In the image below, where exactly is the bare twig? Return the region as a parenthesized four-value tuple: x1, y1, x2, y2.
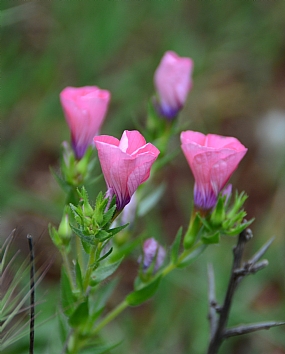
(207, 264, 218, 339)
(247, 236, 275, 267)
(224, 321, 285, 338)
(206, 229, 283, 354)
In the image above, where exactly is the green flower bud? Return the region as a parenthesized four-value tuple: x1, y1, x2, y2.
(183, 212, 201, 249)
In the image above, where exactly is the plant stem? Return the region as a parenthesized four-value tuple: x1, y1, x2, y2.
(207, 229, 252, 354)
(92, 300, 129, 335)
(162, 240, 203, 277)
(83, 246, 96, 292)
(61, 249, 74, 290)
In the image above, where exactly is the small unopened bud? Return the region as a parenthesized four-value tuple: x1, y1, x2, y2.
(141, 238, 166, 272)
(58, 212, 72, 244)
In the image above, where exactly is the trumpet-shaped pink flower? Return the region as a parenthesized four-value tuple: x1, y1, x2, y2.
(154, 51, 194, 119)
(94, 130, 160, 210)
(60, 86, 110, 159)
(181, 130, 247, 210)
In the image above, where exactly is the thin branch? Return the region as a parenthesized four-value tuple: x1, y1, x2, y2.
(207, 264, 218, 339)
(224, 321, 285, 338)
(247, 237, 275, 267)
(234, 260, 269, 276)
(207, 229, 281, 354)
(207, 228, 253, 354)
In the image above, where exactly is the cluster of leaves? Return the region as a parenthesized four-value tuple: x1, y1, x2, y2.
(69, 188, 128, 254)
(184, 191, 254, 248)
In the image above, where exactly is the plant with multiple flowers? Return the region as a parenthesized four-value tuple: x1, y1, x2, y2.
(4, 51, 283, 354)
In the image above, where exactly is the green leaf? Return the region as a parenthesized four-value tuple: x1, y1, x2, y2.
(178, 245, 207, 268)
(81, 239, 92, 254)
(81, 341, 122, 354)
(75, 261, 83, 291)
(61, 268, 75, 316)
(90, 258, 123, 285)
(70, 225, 97, 245)
(96, 247, 113, 263)
(109, 223, 129, 237)
(50, 167, 71, 193)
(126, 276, 161, 306)
(170, 227, 182, 264)
(92, 278, 119, 314)
(102, 205, 116, 226)
(224, 218, 254, 236)
(95, 229, 111, 241)
(69, 300, 89, 328)
(202, 231, 220, 244)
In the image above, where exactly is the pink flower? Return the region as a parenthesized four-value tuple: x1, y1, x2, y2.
(181, 130, 247, 210)
(140, 238, 166, 272)
(60, 86, 110, 159)
(154, 51, 194, 119)
(94, 130, 160, 210)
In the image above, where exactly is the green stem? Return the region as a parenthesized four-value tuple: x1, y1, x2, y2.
(61, 250, 74, 289)
(83, 246, 96, 292)
(162, 240, 204, 277)
(92, 300, 129, 335)
(90, 240, 204, 336)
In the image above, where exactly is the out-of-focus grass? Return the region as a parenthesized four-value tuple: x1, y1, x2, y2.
(1, 0, 285, 353)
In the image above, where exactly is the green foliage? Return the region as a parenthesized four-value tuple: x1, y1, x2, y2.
(69, 188, 128, 248)
(90, 258, 123, 286)
(126, 276, 162, 307)
(61, 267, 75, 317)
(170, 227, 183, 265)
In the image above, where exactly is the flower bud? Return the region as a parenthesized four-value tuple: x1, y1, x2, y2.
(154, 51, 193, 119)
(140, 238, 166, 272)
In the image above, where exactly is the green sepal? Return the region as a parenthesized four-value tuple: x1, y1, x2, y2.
(202, 231, 220, 244)
(126, 276, 161, 306)
(177, 244, 207, 268)
(183, 213, 201, 249)
(68, 300, 89, 328)
(60, 268, 75, 316)
(224, 218, 254, 236)
(90, 257, 123, 286)
(197, 213, 212, 231)
(170, 227, 182, 264)
(210, 195, 226, 226)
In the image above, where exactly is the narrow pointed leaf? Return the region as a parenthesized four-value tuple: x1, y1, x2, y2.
(171, 227, 182, 264)
(126, 276, 161, 306)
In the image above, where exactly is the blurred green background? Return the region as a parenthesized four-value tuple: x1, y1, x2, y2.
(1, 0, 285, 353)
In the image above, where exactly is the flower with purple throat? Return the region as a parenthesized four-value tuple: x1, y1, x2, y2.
(94, 130, 160, 211)
(60, 86, 110, 159)
(181, 130, 247, 211)
(154, 51, 194, 119)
